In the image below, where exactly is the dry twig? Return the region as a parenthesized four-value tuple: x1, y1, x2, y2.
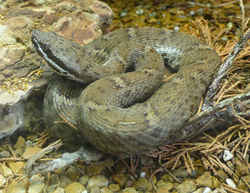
(203, 29, 250, 110)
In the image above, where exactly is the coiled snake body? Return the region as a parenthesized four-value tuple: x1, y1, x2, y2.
(32, 27, 221, 155)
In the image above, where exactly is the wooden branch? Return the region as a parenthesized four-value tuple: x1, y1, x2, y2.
(203, 29, 250, 110)
(27, 145, 103, 176)
(180, 91, 250, 142)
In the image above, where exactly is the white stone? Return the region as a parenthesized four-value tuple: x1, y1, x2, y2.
(225, 178, 236, 189)
(203, 187, 212, 193)
(140, 172, 146, 178)
(223, 150, 233, 161)
(212, 188, 227, 193)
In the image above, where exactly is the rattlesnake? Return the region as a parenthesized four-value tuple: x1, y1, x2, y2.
(32, 27, 221, 155)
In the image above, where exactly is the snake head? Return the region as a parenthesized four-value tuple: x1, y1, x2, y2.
(31, 30, 85, 83)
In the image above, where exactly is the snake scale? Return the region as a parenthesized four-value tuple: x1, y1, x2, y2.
(32, 27, 221, 155)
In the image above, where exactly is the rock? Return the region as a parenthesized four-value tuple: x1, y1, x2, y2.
(5, 16, 33, 39)
(225, 178, 236, 189)
(203, 187, 212, 193)
(89, 186, 101, 193)
(0, 25, 17, 44)
(65, 166, 81, 181)
(52, 12, 103, 45)
(108, 183, 120, 192)
(195, 171, 214, 188)
(139, 171, 146, 178)
(156, 182, 174, 193)
(48, 174, 60, 187)
(0, 92, 25, 139)
(133, 177, 152, 192)
(52, 187, 65, 193)
(87, 175, 109, 189)
(0, 150, 10, 158)
(122, 187, 138, 193)
(192, 187, 205, 193)
(223, 150, 233, 162)
(79, 175, 89, 186)
(64, 182, 86, 193)
(59, 176, 72, 188)
(212, 187, 227, 193)
(172, 167, 192, 178)
(5, 178, 28, 193)
(100, 187, 113, 193)
(0, 0, 113, 140)
(86, 159, 114, 176)
(0, 14, 41, 140)
(28, 175, 45, 193)
(112, 173, 128, 188)
(78, 0, 113, 28)
(46, 184, 58, 193)
(176, 179, 197, 193)
(0, 44, 26, 67)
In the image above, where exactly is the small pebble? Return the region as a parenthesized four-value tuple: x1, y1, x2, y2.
(64, 182, 86, 193)
(136, 9, 144, 15)
(212, 187, 227, 193)
(139, 172, 146, 178)
(88, 175, 109, 189)
(79, 175, 89, 186)
(176, 179, 197, 193)
(0, 150, 10, 158)
(120, 11, 127, 17)
(52, 187, 64, 193)
(190, 10, 195, 16)
(174, 26, 180, 31)
(203, 187, 212, 193)
(223, 150, 233, 161)
(225, 178, 236, 189)
(28, 175, 45, 193)
(227, 22, 233, 30)
(89, 186, 101, 193)
(197, 8, 204, 15)
(206, 3, 211, 8)
(109, 184, 120, 192)
(149, 12, 156, 17)
(221, 36, 228, 41)
(122, 187, 138, 193)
